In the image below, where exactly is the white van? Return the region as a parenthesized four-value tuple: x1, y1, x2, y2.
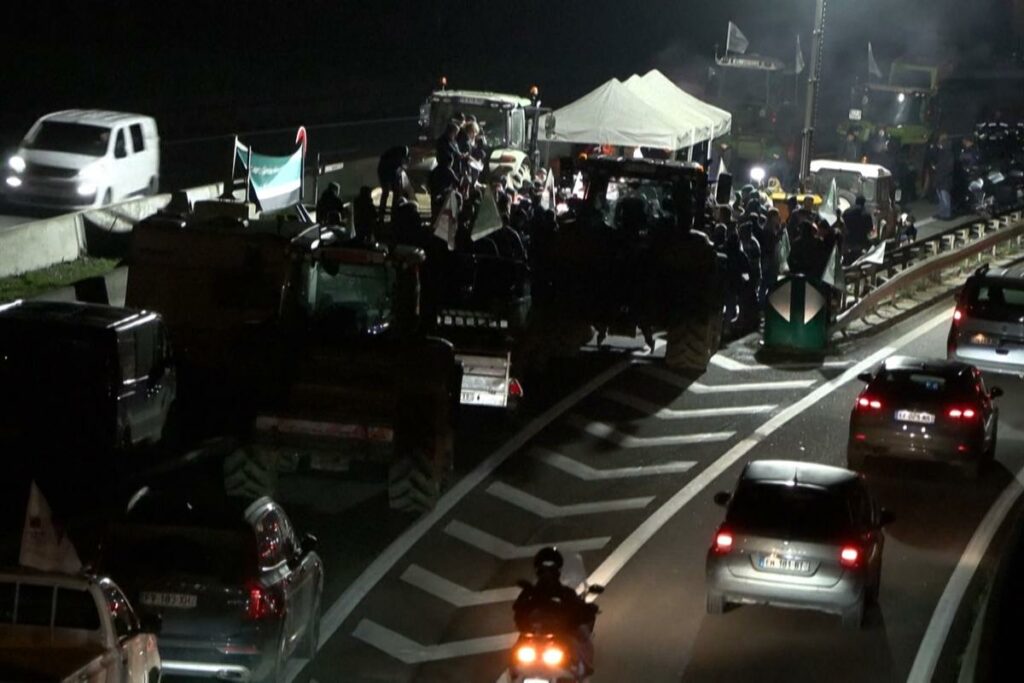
(5, 109, 159, 209)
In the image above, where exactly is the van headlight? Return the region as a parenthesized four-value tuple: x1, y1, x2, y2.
(7, 156, 25, 173)
(77, 182, 98, 196)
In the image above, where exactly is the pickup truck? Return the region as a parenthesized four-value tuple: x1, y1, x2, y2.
(0, 569, 161, 682)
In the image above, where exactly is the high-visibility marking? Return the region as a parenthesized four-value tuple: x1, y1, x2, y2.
(400, 564, 520, 607)
(486, 481, 654, 517)
(353, 619, 516, 664)
(709, 355, 856, 371)
(567, 414, 733, 447)
(443, 520, 610, 559)
(602, 389, 775, 419)
(638, 365, 816, 392)
(534, 447, 697, 479)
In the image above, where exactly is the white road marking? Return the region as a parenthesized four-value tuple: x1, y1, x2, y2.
(486, 481, 654, 517)
(444, 520, 611, 559)
(400, 564, 520, 607)
(907, 462, 1024, 683)
(602, 389, 776, 419)
(353, 619, 517, 664)
(710, 355, 856, 371)
(308, 359, 631, 657)
(586, 308, 954, 594)
(534, 447, 697, 479)
(638, 365, 816, 392)
(709, 354, 756, 371)
(566, 414, 734, 447)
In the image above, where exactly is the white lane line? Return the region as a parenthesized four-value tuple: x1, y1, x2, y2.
(400, 564, 520, 607)
(353, 619, 517, 664)
(309, 358, 632, 655)
(566, 414, 734, 447)
(586, 308, 954, 593)
(486, 481, 654, 517)
(710, 355, 856, 372)
(534, 447, 697, 479)
(907, 462, 1024, 683)
(709, 354, 756, 371)
(638, 365, 816, 392)
(444, 520, 611, 559)
(602, 389, 776, 419)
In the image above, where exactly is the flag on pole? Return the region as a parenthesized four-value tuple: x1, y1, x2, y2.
(820, 178, 839, 225)
(235, 139, 304, 213)
(539, 169, 556, 211)
(20, 482, 81, 574)
(795, 34, 806, 74)
(432, 190, 460, 250)
(868, 42, 883, 79)
(821, 243, 845, 291)
(471, 186, 503, 240)
(776, 229, 792, 275)
(726, 21, 749, 54)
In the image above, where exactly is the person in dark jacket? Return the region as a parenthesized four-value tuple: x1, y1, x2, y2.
(933, 134, 955, 220)
(316, 182, 345, 222)
(788, 220, 829, 278)
(436, 122, 463, 181)
(842, 130, 861, 162)
(428, 156, 459, 220)
(724, 226, 752, 323)
(376, 145, 410, 223)
(352, 186, 377, 242)
(841, 195, 873, 258)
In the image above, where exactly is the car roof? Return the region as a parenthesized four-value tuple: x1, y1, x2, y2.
(0, 300, 156, 332)
(430, 90, 532, 108)
(970, 264, 1024, 283)
(123, 489, 274, 530)
(810, 159, 892, 179)
(741, 460, 858, 489)
(40, 109, 155, 128)
(880, 355, 975, 377)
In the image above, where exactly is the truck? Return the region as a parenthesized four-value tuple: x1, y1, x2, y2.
(844, 59, 941, 148)
(0, 569, 161, 683)
(126, 200, 462, 513)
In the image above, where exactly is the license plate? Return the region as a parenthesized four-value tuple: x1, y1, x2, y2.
(140, 592, 197, 609)
(524, 679, 550, 683)
(896, 410, 935, 424)
(759, 554, 810, 572)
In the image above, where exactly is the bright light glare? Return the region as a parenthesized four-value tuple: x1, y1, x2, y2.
(750, 166, 766, 183)
(840, 547, 860, 564)
(516, 646, 537, 664)
(77, 182, 97, 196)
(6, 176, 22, 188)
(542, 647, 565, 666)
(7, 156, 25, 173)
(897, 92, 906, 103)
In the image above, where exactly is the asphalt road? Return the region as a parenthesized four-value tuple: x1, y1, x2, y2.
(269, 298, 1024, 683)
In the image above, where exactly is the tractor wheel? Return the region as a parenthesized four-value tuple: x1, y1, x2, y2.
(665, 310, 723, 373)
(223, 446, 279, 499)
(388, 446, 452, 514)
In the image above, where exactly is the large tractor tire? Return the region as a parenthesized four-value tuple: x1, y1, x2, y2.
(223, 446, 279, 499)
(665, 307, 723, 373)
(388, 447, 450, 514)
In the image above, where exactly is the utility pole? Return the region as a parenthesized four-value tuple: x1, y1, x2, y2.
(799, 0, 827, 188)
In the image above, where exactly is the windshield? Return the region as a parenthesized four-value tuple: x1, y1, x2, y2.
(862, 89, 927, 127)
(588, 177, 687, 233)
(429, 100, 509, 147)
(965, 281, 1024, 322)
(25, 121, 111, 156)
(303, 257, 395, 335)
(104, 526, 257, 584)
(727, 482, 853, 541)
(811, 170, 877, 203)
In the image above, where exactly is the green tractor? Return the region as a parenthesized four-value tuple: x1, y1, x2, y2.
(842, 60, 940, 148)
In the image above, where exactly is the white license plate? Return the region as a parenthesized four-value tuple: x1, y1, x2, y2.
(524, 679, 552, 683)
(895, 410, 935, 424)
(759, 555, 810, 572)
(140, 592, 197, 609)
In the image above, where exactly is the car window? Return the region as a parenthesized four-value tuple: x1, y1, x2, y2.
(101, 582, 137, 638)
(965, 281, 1024, 321)
(55, 587, 101, 630)
(726, 481, 854, 540)
(129, 124, 145, 153)
(114, 129, 128, 159)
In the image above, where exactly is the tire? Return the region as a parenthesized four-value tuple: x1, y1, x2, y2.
(223, 446, 279, 499)
(388, 448, 444, 514)
(665, 311, 723, 373)
(841, 598, 865, 629)
(706, 589, 726, 615)
(846, 446, 866, 471)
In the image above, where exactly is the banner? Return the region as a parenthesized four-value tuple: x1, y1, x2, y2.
(20, 481, 81, 574)
(821, 243, 845, 290)
(727, 21, 749, 54)
(235, 139, 303, 213)
(432, 190, 460, 249)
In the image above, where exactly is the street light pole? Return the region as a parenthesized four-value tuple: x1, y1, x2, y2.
(799, 0, 827, 188)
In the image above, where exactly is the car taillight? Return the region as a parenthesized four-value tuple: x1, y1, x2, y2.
(947, 407, 978, 420)
(508, 378, 524, 398)
(953, 308, 963, 322)
(857, 396, 882, 410)
(542, 646, 565, 666)
(839, 545, 861, 568)
(713, 529, 734, 553)
(246, 582, 281, 620)
(516, 645, 537, 664)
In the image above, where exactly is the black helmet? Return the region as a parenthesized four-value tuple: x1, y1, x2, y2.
(533, 547, 563, 572)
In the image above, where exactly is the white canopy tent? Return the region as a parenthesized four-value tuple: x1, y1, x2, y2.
(623, 69, 732, 145)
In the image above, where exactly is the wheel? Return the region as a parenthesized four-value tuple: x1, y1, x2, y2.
(665, 312, 723, 373)
(706, 589, 726, 615)
(388, 448, 445, 513)
(841, 598, 865, 629)
(846, 445, 866, 471)
(223, 446, 279, 498)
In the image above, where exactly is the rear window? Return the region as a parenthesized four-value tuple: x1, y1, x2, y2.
(726, 482, 853, 540)
(26, 121, 111, 157)
(0, 582, 100, 630)
(965, 281, 1024, 321)
(103, 526, 257, 584)
(871, 370, 971, 401)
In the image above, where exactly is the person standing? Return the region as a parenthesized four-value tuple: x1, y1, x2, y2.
(436, 121, 463, 181)
(316, 182, 345, 222)
(933, 134, 955, 220)
(841, 195, 873, 260)
(841, 129, 861, 162)
(376, 145, 410, 223)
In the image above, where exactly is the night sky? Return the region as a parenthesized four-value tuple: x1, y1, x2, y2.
(3, 0, 1014, 141)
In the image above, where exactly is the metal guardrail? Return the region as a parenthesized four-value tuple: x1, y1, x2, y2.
(833, 210, 1024, 332)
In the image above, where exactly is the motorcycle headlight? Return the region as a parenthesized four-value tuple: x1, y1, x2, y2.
(7, 155, 25, 173)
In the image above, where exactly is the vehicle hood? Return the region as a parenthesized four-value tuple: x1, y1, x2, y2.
(18, 148, 101, 172)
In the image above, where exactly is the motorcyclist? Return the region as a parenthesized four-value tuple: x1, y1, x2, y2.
(513, 547, 596, 676)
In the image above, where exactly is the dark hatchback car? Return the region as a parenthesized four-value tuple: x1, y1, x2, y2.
(98, 491, 323, 683)
(706, 460, 890, 629)
(847, 356, 1001, 477)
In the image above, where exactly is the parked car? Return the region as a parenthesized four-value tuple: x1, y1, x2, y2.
(706, 460, 891, 629)
(5, 109, 159, 209)
(98, 490, 323, 683)
(0, 568, 161, 682)
(0, 300, 176, 452)
(949, 263, 1024, 376)
(847, 355, 1000, 477)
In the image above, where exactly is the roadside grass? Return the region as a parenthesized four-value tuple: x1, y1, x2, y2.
(0, 257, 119, 302)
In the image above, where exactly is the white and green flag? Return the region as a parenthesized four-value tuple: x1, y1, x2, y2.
(820, 178, 839, 225)
(235, 138, 303, 213)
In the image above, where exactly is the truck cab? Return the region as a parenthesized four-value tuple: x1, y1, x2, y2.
(809, 160, 898, 239)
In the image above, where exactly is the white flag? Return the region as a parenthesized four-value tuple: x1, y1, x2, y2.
(432, 190, 460, 250)
(795, 35, 806, 74)
(853, 240, 887, 267)
(776, 228, 791, 275)
(868, 42, 883, 79)
(20, 482, 81, 574)
(727, 21, 749, 54)
(539, 169, 556, 211)
(472, 186, 503, 240)
(820, 178, 839, 225)
(717, 156, 728, 179)
(821, 243, 844, 290)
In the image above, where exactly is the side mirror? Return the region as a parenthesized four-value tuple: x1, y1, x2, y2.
(990, 386, 1004, 399)
(879, 508, 895, 527)
(713, 491, 731, 507)
(301, 532, 319, 556)
(138, 612, 162, 634)
(587, 584, 605, 595)
(857, 371, 873, 383)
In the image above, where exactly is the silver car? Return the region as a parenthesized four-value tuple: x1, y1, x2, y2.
(706, 460, 892, 629)
(949, 263, 1024, 376)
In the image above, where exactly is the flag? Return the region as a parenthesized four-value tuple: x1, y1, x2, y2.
(717, 156, 728, 179)
(471, 187, 503, 240)
(821, 243, 845, 291)
(726, 21, 749, 54)
(235, 139, 303, 213)
(776, 229, 791, 275)
(539, 169, 556, 211)
(795, 34, 806, 74)
(20, 482, 81, 574)
(868, 42, 883, 79)
(853, 240, 887, 267)
(432, 190, 460, 250)
(820, 179, 839, 225)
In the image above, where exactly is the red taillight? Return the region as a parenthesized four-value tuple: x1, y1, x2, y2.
(508, 378, 524, 398)
(947, 407, 978, 420)
(713, 529, 734, 553)
(246, 583, 280, 620)
(857, 396, 882, 410)
(953, 309, 963, 322)
(839, 545, 861, 568)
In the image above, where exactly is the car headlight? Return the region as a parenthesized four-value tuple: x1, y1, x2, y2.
(7, 156, 25, 173)
(77, 182, 98, 196)
(6, 176, 22, 188)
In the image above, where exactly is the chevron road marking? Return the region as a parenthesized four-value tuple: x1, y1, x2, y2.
(710, 355, 856, 372)
(566, 414, 733, 447)
(353, 619, 516, 664)
(486, 481, 654, 517)
(443, 520, 611, 559)
(637, 364, 816, 392)
(601, 389, 776, 419)
(533, 447, 697, 479)
(400, 564, 520, 607)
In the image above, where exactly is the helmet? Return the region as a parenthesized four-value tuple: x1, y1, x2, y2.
(533, 547, 564, 572)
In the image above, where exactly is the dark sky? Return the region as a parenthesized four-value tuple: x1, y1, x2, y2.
(3, 0, 1014, 139)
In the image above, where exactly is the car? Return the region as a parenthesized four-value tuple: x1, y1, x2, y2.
(97, 491, 323, 683)
(948, 264, 1024, 376)
(5, 109, 159, 209)
(706, 460, 890, 629)
(847, 356, 1001, 477)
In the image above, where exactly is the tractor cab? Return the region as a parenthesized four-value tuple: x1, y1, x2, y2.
(808, 160, 898, 238)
